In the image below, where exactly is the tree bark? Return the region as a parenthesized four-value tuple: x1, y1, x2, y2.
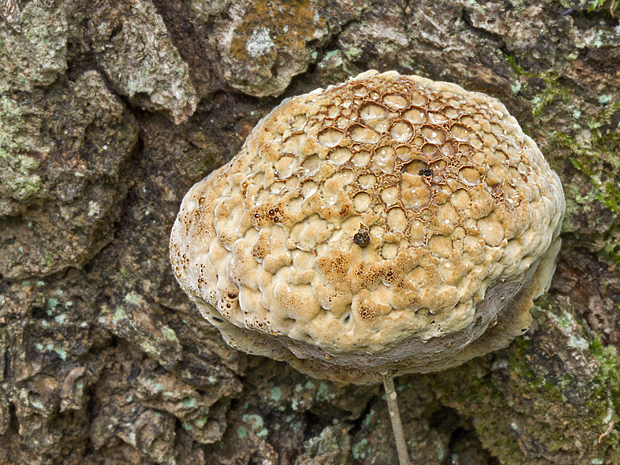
(1, 0, 619, 464)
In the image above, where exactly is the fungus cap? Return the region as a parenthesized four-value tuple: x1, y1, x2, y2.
(170, 70, 565, 384)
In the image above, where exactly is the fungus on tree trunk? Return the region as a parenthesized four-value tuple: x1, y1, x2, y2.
(170, 70, 565, 464)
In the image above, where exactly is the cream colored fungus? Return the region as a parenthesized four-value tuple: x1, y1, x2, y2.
(170, 71, 565, 384)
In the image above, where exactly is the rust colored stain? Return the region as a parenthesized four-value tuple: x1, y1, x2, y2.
(229, 0, 324, 62)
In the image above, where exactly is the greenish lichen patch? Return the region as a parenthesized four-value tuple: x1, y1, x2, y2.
(525, 71, 620, 265)
(548, 311, 589, 351)
(270, 387, 281, 402)
(0, 0, 68, 93)
(242, 414, 269, 438)
(351, 438, 369, 460)
(431, 297, 620, 464)
(315, 382, 335, 403)
(88, 0, 197, 123)
(99, 293, 182, 370)
(0, 71, 138, 280)
(47, 298, 59, 312)
(0, 96, 48, 206)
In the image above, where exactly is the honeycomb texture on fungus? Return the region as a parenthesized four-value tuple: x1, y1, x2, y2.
(170, 70, 565, 384)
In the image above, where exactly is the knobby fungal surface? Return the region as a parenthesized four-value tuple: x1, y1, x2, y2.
(170, 70, 565, 384)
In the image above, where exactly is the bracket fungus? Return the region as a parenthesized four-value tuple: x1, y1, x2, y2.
(170, 70, 565, 463)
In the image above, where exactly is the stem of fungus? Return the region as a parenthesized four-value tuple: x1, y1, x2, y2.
(382, 373, 411, 465)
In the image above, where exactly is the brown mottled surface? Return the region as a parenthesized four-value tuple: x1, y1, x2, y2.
(1, 1, 619, 464)
(170, 70, 564, 383)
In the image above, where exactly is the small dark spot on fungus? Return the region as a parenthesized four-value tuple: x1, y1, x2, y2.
(419, 168, 433, 177)
(228, 293, 237, 299)
(353, 225, 371, 248)
(212, 316, 224, 323)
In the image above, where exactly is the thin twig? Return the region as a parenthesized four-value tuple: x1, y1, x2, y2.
(598, 420, 615, 444)
(382, 373, 411, 465)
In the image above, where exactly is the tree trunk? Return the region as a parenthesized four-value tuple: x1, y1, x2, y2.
(1, 0, 619, 464)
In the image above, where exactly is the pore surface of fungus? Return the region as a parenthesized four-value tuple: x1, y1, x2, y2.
(170, 71, 565, 385)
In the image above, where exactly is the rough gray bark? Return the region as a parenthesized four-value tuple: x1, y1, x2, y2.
(1, 0, 619, 464)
